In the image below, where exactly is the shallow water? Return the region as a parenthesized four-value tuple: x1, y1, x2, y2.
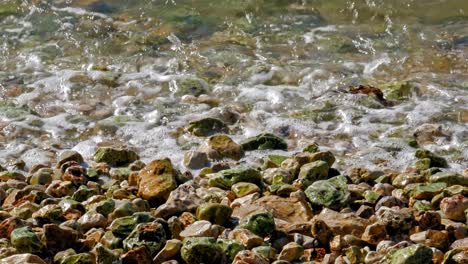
(0, 0, 467, 171)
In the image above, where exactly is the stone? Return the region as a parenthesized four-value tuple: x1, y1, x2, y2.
(0, 217, 27, 239)
(232, 250, 269, 264)
(415, 149, 448, 168)
(375, 196, 405, 211)
(137, 158, 178, 206)
(121, 246, 152, 264)
(238, 212, 275, 237)
(252, 246, 276, 261)
(348, 167, 382, 184)
(441, 248, 468, 264)
(208, 167, 262, 189)
(183, 151, 209, 169)
(153, 239, 182, 264)
(10, 226, 42, 254)
(43, 224, 81, 255)
(345, 246, 366, 264)
(304, 175, 350, 210)
(254, 195, 313, 224)
(0, 171, 25, 182)
(93, 147, 139, 167)
(56, 150, 84, 169)
(406, 182, 446, 200)
(45, 180, 76, 198)
(312, 209, 369, 238)
(31, 204, 63, 224)
(0, 254, 47, 264)
(228, 228, 264, 248)
(78, 211, 108, 231)
(154, 182, 203, 219)
(109, 213, 153, 238)
(262, 168, 294, 185)
(231, 182, 261, 198)
(409, 229, 449, 250)
(217, 239, 245, 262)
(389, 244, 433, 264)
(415, 211, 441, 230)
(362, 223, 387, 245)
(202, 135, 244, 161)
(186, 118, 228, 137)
(100, 231, 122, 249)
(450, 238, 468, 249)
(278, 242, 304, 262)
(180, 237, 224, 264)
(429, 172, 468, 186)
(179, 220, 215, 238)
(29, 168, 53, 186)
(240, 133, 287, 151)
(440, 194, 468, 221)
(376, 206, 414, 232)
(174, 78, 210, 97)
(123, 222, 167, 255)
(93, 243, 120, 264)
(298, 160, 329, 188)
(196, 203, 233, 226)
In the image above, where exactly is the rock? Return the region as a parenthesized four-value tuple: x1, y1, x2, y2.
(45, 180, 76, 198)
(0, 253, 47, 264)
(187, 118, 228, 137)
(304, 175, 350, 209)
(217, 239, 245, 262)
(415, 210, 441, 230)
(93, 147, 139, 167)
(43, 224, 81, 255)
(409, 230, 449, 250)
(231, 182, 261, 198)
(361, 223, 387, 245)
(252, 245, 276, 261)
(123, 221, 167, 255)
(298, 160, 329, 188)
(232, 250, 269, 264)
(179, 220, 215, 238)
(241, 133, 287, 151)
(29, 168, 53, 186)
(238, 212, 275, 237)
(356, 205, 374, 219)
(31, 204, 63, 224)
(196, 203, 233, 226)
(278, 242, 304, 262)
(441, 248, 468, 264)
(174, 77, 210, 97)
(413, 124, 448, 145)
(208, 167, 262, 189)
(450, 238, 468, 249)
(109, 213, 153, 238)
(345, 246, 366, 264)
(93, 243, 120, 264)
(440, 194, 468, 221)
(78, 211, 108, 231)
(312, 208, 369, 238)
(376, 206, 414, 232)
(375, 196, 405, 211)
(121, 245, 152, 264)
(262, 168, 293, 185)
(100, 231, 122, 249)
(347, 167, 382, 184)
(137, 158, 178, 206)
(153, 239, 182, 264)
(183, 151, 210, 169)
(154, 183, 203, 219)
(406, 182, 446, 200)
(181, 237, 225, 264)
(56, 150, 84, 169)
(10, 226, 42, 254)
(0, 171, 26, 182)
(415, 149, 448, 168)
(228, 228, 263, 249)
(201, 134, 244, 161)
(0, 217, 28, 239)
(429, 172, 468, 186)
(389, 244, 433, 264)
(254, 195, 313, 224)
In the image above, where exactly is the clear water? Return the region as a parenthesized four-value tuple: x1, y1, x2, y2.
(0, 0, 467, 172)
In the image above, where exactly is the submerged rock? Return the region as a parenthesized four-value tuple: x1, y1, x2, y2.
(93, 147, 139, 167)
(241, 133, 288, 151)
(187, 118, 228, 137)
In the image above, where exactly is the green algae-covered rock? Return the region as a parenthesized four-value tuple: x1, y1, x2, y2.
(187, 118, 228, 137)
(389, 244, 433, 264)
(93, 243, 120, 264)
(304, 175, 350, 210)
(415, 149, 448, 168)
(181, 237, 225, 264)
(93, 147, 139, 167)
(196, 203, 233, 226)
(241, 133, 287, 151)
(303, 143, 320, 153)
(231, 182, 261, 197)
(174, 77, 210, 97)
(253, 245, 276, 261)
(137, 158, 178, 206)
(298, 160, 329, 187)
(239, 212, 275, 237)
(429, 172, 468, 186)
(91, 199, 115, 216)
(72, 185, 96, 202)
(29, 168, 53, 186)
(60, 253, 95, 264)
(208, 167, 261, 189)
(414, 158, 431, 171)
(109, 213, 153, 238)
(405, 182, 447, 200)
(203, 134, 244, 160)
(10, 226, 42, 254)
(100, 231, 122, 249)
(122, 222, 166, 256)
(263, 154, 289, 168)
(217, 239, 245, 262)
